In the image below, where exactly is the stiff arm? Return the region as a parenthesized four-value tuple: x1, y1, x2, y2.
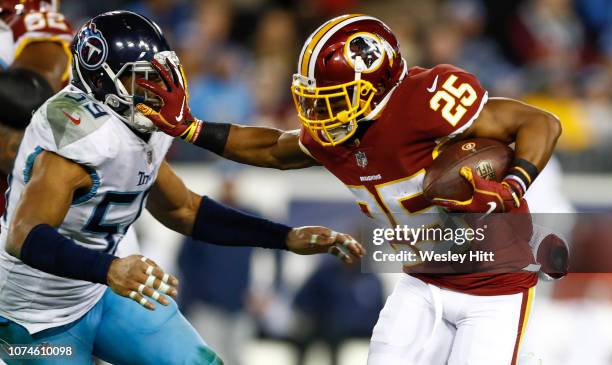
(147, 160, 363, 262)
(133, 58, 317, 170)
(223, 126, 317, 169)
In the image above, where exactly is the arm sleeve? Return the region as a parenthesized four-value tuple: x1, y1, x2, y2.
(192, 196, 291, 250)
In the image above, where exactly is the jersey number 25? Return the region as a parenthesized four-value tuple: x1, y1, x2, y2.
(429, 74, 477, 126)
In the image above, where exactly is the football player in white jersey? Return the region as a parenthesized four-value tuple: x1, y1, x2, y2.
(0, 0, 141, 264)
(0, 11, 364, 365)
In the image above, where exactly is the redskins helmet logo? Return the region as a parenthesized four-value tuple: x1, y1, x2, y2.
(77, 23, 108, 70)
(343, 32, 395, 73)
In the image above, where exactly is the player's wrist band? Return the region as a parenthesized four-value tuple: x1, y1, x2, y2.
(20, 224, 117, 285)
(190, 121, 231, 155)
(179, 119, 203, 143)
(503, 158, 540, 197)
(192, 196, 291, 250)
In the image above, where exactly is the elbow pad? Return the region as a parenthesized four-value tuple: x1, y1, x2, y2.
(0, 68, 54, 130)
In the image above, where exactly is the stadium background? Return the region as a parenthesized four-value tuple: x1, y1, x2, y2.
(59, 0, 612, 364)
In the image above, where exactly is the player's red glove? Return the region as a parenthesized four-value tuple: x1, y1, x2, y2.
(135, 58, 202, 142)
(432, 166, 521, 213)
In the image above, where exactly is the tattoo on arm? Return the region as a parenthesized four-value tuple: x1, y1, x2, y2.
(0, 124, 24, 174)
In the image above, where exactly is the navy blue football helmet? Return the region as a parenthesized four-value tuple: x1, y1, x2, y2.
(71, 10, 178, 132)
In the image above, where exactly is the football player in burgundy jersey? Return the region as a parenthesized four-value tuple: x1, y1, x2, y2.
(139, 14, 562, 365)
(0, 0, 72, 214)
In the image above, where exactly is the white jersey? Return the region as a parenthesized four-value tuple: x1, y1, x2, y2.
(0, 5, 139, 259)
(0, 85, 172, 333)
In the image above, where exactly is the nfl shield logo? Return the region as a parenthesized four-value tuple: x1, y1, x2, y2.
(475, 160, 496, 180)
(355, 151, 368, 168)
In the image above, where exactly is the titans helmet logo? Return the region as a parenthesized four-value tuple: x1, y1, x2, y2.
(77, 22, 108, 70)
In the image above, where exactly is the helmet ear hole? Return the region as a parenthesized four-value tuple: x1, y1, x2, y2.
(93, 74, 104, 89)
(323, 51, 335, 64)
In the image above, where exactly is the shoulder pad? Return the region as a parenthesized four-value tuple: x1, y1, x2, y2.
(45, 91, 111, 149)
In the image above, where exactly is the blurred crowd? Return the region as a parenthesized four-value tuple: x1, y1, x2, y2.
(57, 1, 612, 363)
(60, 0, 612, 172)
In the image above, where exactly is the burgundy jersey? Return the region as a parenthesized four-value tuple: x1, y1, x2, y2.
(0, 0, 73, 71)
(300, 64, 537, 295)
(0, 0, 73, 218)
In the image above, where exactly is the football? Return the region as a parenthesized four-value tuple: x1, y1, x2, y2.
(423, 138, 514, 202)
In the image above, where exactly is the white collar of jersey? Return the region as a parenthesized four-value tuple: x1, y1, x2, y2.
(62, 84, 153, 136)
(358, 58, 408, 122)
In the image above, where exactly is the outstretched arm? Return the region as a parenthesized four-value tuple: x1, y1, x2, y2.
(222, 126, 317, 169)
(147, 160, 363, 261)
(134, 58, 317, 170)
